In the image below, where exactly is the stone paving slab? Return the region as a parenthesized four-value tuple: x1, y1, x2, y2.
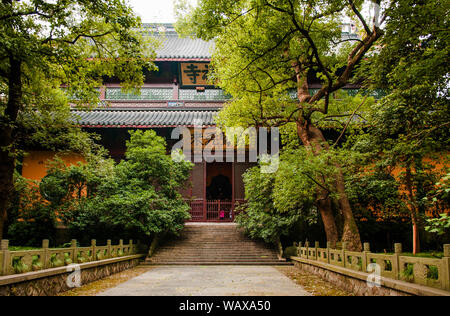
(98, 265, 311, 296)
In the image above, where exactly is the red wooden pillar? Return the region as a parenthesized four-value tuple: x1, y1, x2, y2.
(203, 160, 207, 221)
(232, 161, 235, 221)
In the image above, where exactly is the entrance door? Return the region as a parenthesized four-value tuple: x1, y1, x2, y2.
(186, 162, 235, 222)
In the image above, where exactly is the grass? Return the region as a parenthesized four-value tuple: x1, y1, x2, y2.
(58, 266, 154, 296)
(8, 246, 39, 251)
(276, 266, 354, 296)
(384, 252, 443, 259)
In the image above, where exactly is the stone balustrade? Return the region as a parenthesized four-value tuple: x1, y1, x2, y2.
(293, 241, 450, 293)
(0, 239, 137, 276)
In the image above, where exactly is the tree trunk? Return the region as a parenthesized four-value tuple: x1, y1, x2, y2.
(0, 57, 22, 239)
(405, 165, 420, 254)
(147, 233, 161, 257)
(296, 121, 339, 247)
(296, 121, 361, 250)
(336, 169, 362, 251)
(316, 189, 339, 247)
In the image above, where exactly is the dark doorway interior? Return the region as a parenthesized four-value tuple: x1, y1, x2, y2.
(206, 163, 232, 200)
(207, 174, 232, 200)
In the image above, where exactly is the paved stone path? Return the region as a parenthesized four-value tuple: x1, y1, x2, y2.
(98, 265, 311, 296)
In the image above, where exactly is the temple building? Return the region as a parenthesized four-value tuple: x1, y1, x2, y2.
(22, 24, 256, 222)
(21, 23, 367, 223)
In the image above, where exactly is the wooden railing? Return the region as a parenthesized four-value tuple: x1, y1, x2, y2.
(293, 241, 450, 292)
(185, 199, 246, 222)
(0, 239, 138, 276)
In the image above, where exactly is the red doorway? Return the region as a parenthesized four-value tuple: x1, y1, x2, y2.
(187, 162, 237, 222)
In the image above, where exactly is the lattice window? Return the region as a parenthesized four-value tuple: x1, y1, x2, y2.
(289, 88, 385, 100)
(105, 88, 173, 100)
(179, 89, 231, 101)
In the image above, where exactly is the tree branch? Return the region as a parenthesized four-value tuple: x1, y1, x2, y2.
(333, 95, 368, 147)
(348, 0, 372, 35)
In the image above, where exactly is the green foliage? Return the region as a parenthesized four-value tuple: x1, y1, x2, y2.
(425, 173, 450, 211)
(6, 173, 57, 247)
(402, 263, 414, 281)
(425, 213, 450, 236)
(355, 0, 450, 168)
(236, 148, 347, 243)
(282, 245, 298, 258)
(0, 0, 158, 154)
(176, 0, 380, 131)
(349, 0, 450, 250)
(52, 130, 193, 243)
(0, 0, 159, 238)
(346, 168, 409, 220)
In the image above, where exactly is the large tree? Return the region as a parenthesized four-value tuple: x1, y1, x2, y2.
(0, 0, 157, 238)
(176, 0, 385, 250)
(354, 0, 450, 253)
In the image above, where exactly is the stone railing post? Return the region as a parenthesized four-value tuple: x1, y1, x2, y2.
(42, 239, 50, 269)
(362, 242, 370, 272)
(91, 239, 96, 261)
(71, 239, 78, 264)
(119, 239, 123, 256)
(314, 241, 319, 260)
(342, 242, 347, 267)
(129, 239, 133, 254)
(107, 239, 112, 258)
(326, 241, 331, 264)
(394, 243, 402, 280)
(305, 241, 309, 259)
(298, 242, 303, 257)
(1, 240, 10, 276)
(443, 244, 450, 291)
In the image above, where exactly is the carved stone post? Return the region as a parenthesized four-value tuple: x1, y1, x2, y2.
(71, 239, 77, 264)
(42, 239, 49, 269)
(1, 240, 10, 275)
(326, 241, 331, 264)
(342, 242, 347, 267)
(394, 243, 402, 280)
(362, 242, 370, 273)
(305, 241, 309, 260)
(314, 241, 319, 260)
(91, 239, 96, 261)
(443, 244, 450, 291)
(107, 240, 112, 258)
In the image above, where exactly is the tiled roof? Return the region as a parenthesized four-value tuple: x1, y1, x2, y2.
(156, 35, 214, 60)
(143, 24, 213, 60)
(144, 23, 359, 61)
(72, 109, 217, 127)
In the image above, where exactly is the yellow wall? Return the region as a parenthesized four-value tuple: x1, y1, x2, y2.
(22, 151, 86, 181)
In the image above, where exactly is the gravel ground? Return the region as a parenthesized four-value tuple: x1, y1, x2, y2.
(58, 265, 351, 296)
(276, 266, 354, 296)
(97, 265, 311, 296)
(58, 266, 155, 296)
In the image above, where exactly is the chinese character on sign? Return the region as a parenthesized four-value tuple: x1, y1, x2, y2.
(180, 63, 210, 86)
(184, 64, 201, 84)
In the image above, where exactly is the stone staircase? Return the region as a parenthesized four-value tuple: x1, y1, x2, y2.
(144, 223, 290, 265)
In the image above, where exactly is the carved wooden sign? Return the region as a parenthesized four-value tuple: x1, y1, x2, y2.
(180, 62, 210, 86)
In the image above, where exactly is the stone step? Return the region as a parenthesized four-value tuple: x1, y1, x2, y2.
(151, 254, 279, 258)
(143, 262, 292, 266)
(146, 224, 283, 265)
(155, 251, 277, 255)
(145, 257, 286, 262)
(158, 245, 274, 249)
